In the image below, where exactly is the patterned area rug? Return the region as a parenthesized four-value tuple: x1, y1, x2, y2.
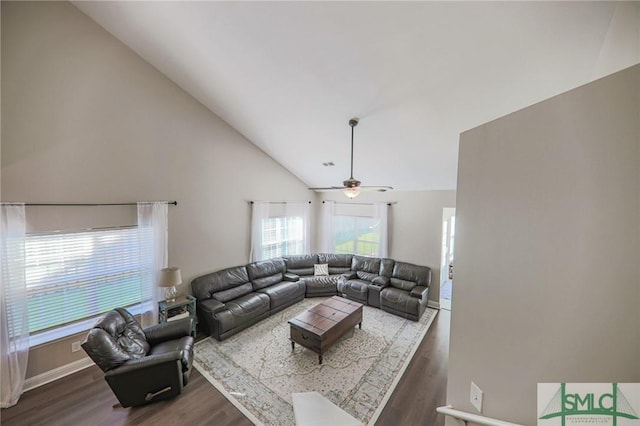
(193, 297, 438, 426)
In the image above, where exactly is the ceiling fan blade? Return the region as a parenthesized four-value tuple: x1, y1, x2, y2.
(359, 186, 394, 192)
(308, 186, 347, 191)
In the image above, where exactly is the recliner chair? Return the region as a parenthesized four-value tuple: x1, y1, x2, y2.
(81, 307, 194, 407)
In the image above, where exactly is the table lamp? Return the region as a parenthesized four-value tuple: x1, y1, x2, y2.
(159, 267, 182, 303)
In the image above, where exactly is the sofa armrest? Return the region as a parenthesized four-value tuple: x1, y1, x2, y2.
(283, 272, 300, 282)
(198, 298, 226, 315)
(144, 318, 192, 345)
(410, 286, 429, 299)
(106, 351, 182, 377)
(342, 271, 357, 280)
(371, 276, 390, 287)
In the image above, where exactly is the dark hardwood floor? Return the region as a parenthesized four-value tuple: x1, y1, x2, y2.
(1, 309, 450, 426)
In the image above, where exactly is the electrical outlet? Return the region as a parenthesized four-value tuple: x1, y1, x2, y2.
(470, 381, 483, 412)
(71, 341, 82, 352)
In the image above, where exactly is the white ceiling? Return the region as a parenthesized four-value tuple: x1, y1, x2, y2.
(73, 1, 640, 191)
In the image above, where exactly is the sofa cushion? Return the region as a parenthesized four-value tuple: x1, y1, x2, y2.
(252, 273, 284, 290)
(302, 275, 340, 297)
(247, 259, 286, 290)
(284, 254, 319, 276)
(380, 258, 395, 278)
(289, 267, 314, 276)
(338, 278, 369, 302)
(392, 261, 431, 287)
(82, 308, 149, 372)
(351, 255, 381, 274)
(389, 277, 417, 291)
(215, 293, 271, 335)
(357, 271, 378, 282)
(191, 266, 249, 301)
(380, 286, 424, 320)
(212, 282, 253, 303)
(257, 281, 305, 311)
(318, 253, 353, 274)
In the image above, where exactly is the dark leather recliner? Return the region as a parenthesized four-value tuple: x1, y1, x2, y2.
(380, 261, 431, 321)
(81, 308, 194, 407)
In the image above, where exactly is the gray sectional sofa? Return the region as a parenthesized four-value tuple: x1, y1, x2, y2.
(191, 253, 431, 340)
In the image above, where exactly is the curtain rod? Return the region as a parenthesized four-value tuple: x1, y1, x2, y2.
(2, 201, 178, 207)
(322, 201, 395, 206)
(249, 201, 311, 204)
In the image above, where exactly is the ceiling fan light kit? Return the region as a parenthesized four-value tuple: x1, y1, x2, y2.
(309, 118, 393, 198)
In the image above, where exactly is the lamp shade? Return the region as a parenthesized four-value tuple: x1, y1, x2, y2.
(159, 267, 182, 288)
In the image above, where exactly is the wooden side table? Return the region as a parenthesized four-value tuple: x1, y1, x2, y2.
(158, 295, 197, 337)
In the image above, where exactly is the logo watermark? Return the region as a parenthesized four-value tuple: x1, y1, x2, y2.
(538, 383, 640, 426)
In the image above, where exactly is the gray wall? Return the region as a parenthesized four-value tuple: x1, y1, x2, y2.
(1, 1, 313, 378)
(447, 64, 640, 424)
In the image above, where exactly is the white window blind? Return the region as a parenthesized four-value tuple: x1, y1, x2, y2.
(251, 201, 310, 261)
(324, 202, 389, 257)
(25, 226, 151, 336)
(334, 215, 380, 256)
(261, 216, 304, 260)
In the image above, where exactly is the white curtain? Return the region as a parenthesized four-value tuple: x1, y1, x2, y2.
(137, 202, 168, 328)
(372, 202, 389, 258)
(250, 202, 270, 262)
(1, 204, 29, 408)
(321, 201, 336, 252)
(285, 201, 311, 255)
(250, 201, 310, 261)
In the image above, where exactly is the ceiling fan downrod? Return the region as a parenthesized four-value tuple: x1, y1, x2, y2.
(348, 118, 358, 180)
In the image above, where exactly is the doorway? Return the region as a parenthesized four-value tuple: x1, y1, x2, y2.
(440, 208, 455, 310)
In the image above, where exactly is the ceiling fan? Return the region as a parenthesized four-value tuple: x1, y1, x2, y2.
(309, 118, 393, 198)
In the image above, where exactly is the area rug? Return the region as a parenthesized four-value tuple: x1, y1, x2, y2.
(193, 297, 438, 426)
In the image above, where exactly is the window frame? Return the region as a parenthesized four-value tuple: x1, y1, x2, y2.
(24, 226, 148, 346)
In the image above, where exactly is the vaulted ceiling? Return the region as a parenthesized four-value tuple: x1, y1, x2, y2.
(73, 1, 640, 191)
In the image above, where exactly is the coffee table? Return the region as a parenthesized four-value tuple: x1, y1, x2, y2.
(288, 296, 363, 364)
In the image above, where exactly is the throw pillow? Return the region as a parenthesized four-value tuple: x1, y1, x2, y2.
(314, 263, 329, 276)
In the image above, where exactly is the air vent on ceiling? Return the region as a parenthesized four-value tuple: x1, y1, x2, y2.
(322, 162, 335, 167)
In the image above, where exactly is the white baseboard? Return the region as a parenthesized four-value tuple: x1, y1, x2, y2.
(428, 300, 441, 310)
(23, 356, 94, 393)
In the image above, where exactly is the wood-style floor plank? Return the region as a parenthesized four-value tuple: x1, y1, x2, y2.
(0, 309, 450, 426)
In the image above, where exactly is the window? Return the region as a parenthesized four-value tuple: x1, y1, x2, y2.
(250, 201, 310, 261)
(261, 216, 304, 260)
(25, 226, 150, 343)
(334, 215, 381, 256)
(321, 201, 389, 257)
